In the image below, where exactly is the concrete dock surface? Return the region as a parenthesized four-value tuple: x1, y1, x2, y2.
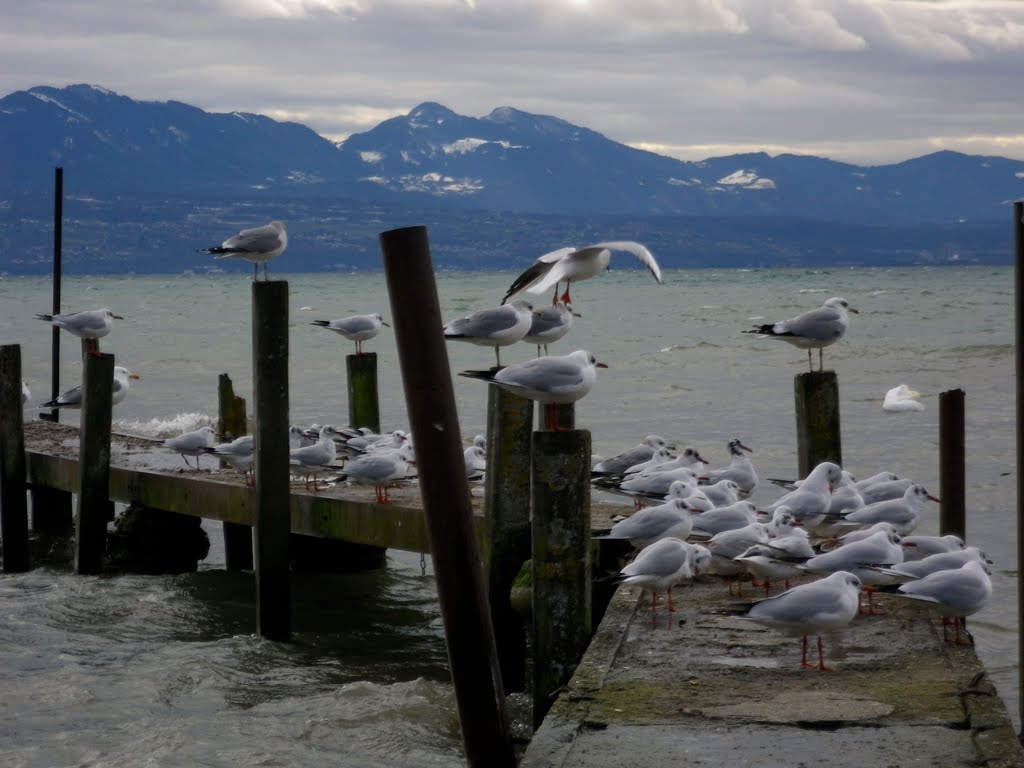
(523, 574, 1024, 768)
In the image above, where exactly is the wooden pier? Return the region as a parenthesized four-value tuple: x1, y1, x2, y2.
(522, 576, 1024, 768)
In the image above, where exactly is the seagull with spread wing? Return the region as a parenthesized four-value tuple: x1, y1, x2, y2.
(501, 241, 662, 308)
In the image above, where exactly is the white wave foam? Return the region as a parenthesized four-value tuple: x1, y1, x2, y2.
(114, 412, 215, 439)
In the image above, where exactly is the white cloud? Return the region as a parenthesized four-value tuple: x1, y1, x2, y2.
(0, 0, 1022, 163)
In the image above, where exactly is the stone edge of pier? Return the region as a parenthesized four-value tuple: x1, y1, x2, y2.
(521, 579, 1024, 768)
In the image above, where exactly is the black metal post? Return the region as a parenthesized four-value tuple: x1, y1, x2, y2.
(42, 167, 63, 423)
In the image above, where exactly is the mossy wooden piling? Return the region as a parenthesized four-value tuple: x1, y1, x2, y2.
(380, 224, 515, 768)
(217, 373, 253, 570)
(346, 352, 381, 433)
(794, 369, 842, 477)
(939, 388, 966, 540)
(74, 352, 114, 575)
(531, 428, 592, 729)
(252, 281, 291, 641)
(0, 344, 30, 572)
(483, 385, 534, 693)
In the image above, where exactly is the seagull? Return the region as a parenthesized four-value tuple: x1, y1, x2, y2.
(207, 434, 255, 485)
(463, 445, 487, 480)
(743, 296, 858, 371)
(40, 366, 140, 409)
(289, 425, 341, 490)
(612, 537, 696, 622)
(22, 381, 30, 406)
(522, 301, 577, 356)
(443, 299, 534, 367)
(163, 425, 217, 470)
(592, 435, 674, 476)
(596, 498, 694, 548)
(199, 220, 287, 280)
(900, 533, 965, 562)
(700, 438, 757, 495)
(883, 384, 925, 413)
(801, 529, 904, 613)
(310, 313, 390, 355)
(460, 349, 607, 430)
(758, 461, 843, 529)
(688, 500, 759, 539)
(34, 307, 123, 357)
(726, 571, 863, 670)
(880, 560, 992, 644)
(873, 546, 990, 582)
(833, 484, 940, 536)
(334, 443, 415, 504)
(501, 241, 662, 308)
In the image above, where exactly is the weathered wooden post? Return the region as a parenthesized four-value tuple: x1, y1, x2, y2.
(939, 388, 966, 540)
(380, 225, 515, 768)
(74, 352, 114, 575)
(218, 373, 253, 570)
(252, 281, 291, 641)
(0, 345, 30, 572)
(347, 352, 381, 433)
(531, 429, 592, 728)
(483, 386, 534, 693)
(794, 370, 842, 478)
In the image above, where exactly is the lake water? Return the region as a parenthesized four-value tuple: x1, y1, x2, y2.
(0, 264, 1017, 764)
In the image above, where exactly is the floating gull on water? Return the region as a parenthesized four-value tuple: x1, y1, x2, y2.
(34, 307, 123, 356)
(40, 366, 139, 409)
(443, 300, 534, 367)
(883, 384, 925, 412)
(199, 220, 287, 280)
(743, 296, 857, 371)
(163, 425, 218, 470)
(460, 349, 607, 430)
(502, 241, 662, 308)
(311, 313, 390, 355)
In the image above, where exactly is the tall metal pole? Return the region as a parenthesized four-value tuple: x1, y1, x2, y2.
(379, 226, 515, 768)
(1014, 199, 1023, 735)
(43, 167, 63, 423)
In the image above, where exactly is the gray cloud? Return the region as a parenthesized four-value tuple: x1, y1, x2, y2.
(1, 0, 1021, 164)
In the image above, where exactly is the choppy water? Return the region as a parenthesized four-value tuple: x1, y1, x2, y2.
(0, 265, 1018, 764)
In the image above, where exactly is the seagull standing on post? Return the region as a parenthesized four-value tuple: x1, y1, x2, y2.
(199, 220, 287, 280)
(744, 296, 857, 371)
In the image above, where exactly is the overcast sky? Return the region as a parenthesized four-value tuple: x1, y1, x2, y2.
(2, 0, 1023, 165)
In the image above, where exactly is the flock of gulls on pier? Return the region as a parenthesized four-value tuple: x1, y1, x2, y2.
(15, 220, 989, 670)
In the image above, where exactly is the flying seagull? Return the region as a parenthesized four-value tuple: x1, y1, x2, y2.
(502, 241, 662, 308)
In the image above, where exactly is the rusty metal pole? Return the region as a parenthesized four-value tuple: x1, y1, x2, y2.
(1014, 199, 1024, 735)
(379, 225, 515, 768)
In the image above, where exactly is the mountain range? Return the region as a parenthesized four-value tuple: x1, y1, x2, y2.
(0, 84, 1020, 274)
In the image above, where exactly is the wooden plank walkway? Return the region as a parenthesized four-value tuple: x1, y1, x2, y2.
(21, 420, 629, 554)
(522, 576, 1024, 768)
